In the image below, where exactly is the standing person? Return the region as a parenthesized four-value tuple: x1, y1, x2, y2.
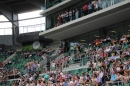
(83, 4, 88, 15)
(88, 2, 93, 14)
(61, 13, 64, 24)
(98, 0, 102, 9)
(75, 9, 79, 19)
(92, 0, 95, 12)
(46, 61, 50, 71)
(69, 10, 72, 21)
(61, 13, 65, 24)
(63, 12, 66, 23)
(72, 10, 75, 20)
(57, 14, 62, 26)
(65, 11, 69, 22)
(111, 0, 115, 6)
(102, 0, 107, 9)
(80, 7, 84, 17)
(94, 0, 99, 12)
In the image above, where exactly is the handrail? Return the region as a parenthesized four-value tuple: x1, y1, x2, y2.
(102, 80, 130, 86)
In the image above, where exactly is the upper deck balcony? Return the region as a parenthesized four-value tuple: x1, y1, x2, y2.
(40, 0, 130, 40)
(40, 0, 81, 16)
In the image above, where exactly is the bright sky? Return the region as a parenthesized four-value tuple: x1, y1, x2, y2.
(18, 10, 43, 20)
(0, 10, 45, 35)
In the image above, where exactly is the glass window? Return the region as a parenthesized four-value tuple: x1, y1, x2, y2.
(124, 19, 130, 33)
(111, 22, 124, 39)
(0, 22, 12, 28)
(80, 33, 89, 44)
(35, 25, 41, 31)
(23, 27, 28, 33)
(89, 29, 100, 43)
(4, 28, 12, 35)
(0, 15, 9, 21)
(19, 17, 45, 27)
(46, 0, 65, 9)
(28, 26, 36, 33)
(0, 29, 4, 35)
(104, 26, 112, 37)
(18, 10, 42, 20)
(19, 27, 24, 34)
(41, 24, 45, 31)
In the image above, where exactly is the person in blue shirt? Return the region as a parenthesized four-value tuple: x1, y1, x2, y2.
(75, 9, 79, 19)
(88, 2, 92, 14)
(63, 78, 69, 86)
(44, 73, 49, 81)
(106, 71, 117, 86)
(110, 72, 117, 81)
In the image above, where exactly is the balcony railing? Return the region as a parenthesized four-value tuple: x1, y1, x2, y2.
(46, 0, 126, 30)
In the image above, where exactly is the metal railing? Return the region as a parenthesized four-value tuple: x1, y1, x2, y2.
(102, 80, 130, 86)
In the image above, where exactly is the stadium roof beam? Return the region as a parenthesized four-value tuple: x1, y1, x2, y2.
(0, 3, 18, 27)
(27, 0, 44, 8)
(0, 3, 19, 45)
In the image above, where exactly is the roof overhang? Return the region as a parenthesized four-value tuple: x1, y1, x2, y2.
(39, 0, 130, 40)
(0, 0, 45, 14)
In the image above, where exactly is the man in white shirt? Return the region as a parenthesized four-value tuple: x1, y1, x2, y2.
(99, 70, 103, 78)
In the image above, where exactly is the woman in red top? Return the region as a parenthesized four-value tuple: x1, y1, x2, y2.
(57, 14, 62, 26)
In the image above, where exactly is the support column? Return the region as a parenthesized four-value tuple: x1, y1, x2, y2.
(12, 13, 19, 45)
(0, 3, 19, 45)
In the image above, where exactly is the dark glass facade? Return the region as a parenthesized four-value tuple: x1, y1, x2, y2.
(64, 19, 130, 46)
(46, 0, 65, 9)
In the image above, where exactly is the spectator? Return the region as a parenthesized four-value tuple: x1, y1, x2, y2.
(111, 0, 115, 6)
(88, 2, 93, 14)
(61, 12, 65, 24)
(80, 7, 84, 17)
(69, 10, 72, 21)
(65, 11, 69, 22)
(57, 14, 62, 26)
(102, 0, 107, 9)
(75, 9, 79, 19)
(83, 4, 88, 15)
(72, 10, 75, 20)
(93, 0, 99, 12)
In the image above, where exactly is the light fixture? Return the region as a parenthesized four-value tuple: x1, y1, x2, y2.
(128, 30, 130, 31)
(111, 30, 116, 33)
(96, 36, 100, 37)
(81, 40, 85, 41)
(94, 35, 100, 37)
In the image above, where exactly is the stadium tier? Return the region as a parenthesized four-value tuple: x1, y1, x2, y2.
(0, 0, 130, 86)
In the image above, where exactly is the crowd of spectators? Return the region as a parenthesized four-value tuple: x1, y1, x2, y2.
(1, 31, 130, 86)
(43, 33, 130, 86)
(55, 0, 121, 27)
(20, 48, 54, 59)
(7, 49, 14, 55)
(0, 47, 55, 85)
(25, 61, 41, 74)
(0, 67, 21, 84)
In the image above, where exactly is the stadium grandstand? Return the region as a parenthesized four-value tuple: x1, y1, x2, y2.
(0, 0, 130, 86)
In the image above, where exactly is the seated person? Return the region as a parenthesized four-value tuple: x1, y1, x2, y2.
(106, 71, 117, 86)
